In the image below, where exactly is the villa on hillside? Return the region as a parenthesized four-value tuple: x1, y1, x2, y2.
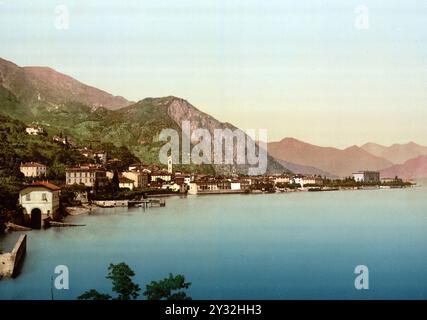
(19, 181, 61, 229)
(25, 125, 44, 135)
(79, 148, 107, 164)
(20, 162, 47, 177)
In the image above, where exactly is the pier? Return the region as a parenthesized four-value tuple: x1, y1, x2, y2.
(93, 199, 166, 208)
(128, 198, 166, 208)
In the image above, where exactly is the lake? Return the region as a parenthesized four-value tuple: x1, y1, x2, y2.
(1, 184, 427, 299)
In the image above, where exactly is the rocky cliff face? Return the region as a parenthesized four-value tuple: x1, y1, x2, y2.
(163, 97, 288, 175)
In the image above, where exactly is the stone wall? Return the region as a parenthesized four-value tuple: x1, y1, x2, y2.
(0, 234, 27, 278)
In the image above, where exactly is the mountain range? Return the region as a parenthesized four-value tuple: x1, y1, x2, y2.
(380, 155, 427, 180)
(1, 57, 426, 178)
(0, 57, 285, 175)
(361, 142, 427, 164)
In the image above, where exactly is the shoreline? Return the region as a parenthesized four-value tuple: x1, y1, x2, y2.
(0, 183, 419, 235)
(65, 203, 98, 216)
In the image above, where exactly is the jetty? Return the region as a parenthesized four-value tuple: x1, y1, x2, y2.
(48, 221, 86, 227)
(128, 198, 166, 208)
(93, 199, 166, 208)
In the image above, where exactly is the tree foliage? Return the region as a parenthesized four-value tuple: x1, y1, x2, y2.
(78, 262, 140, 300)
(78, 263, 191, 300)
(77, 289, 112, 301)
(144, 273, 192, 300)
(106, 263, 141, 300)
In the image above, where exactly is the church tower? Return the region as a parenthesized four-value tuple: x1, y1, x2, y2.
(167, 155, 173, 174)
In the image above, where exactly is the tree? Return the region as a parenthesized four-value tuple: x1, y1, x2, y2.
(78, 262, 140, 300)
(106, 263, 141, 300)
(111, 170, 120, 193)
(77, 289, 112, 301)
(144, 273, 192, 300)
(78, 263, 191, 300)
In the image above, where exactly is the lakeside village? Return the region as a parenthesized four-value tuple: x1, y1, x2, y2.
(0, 124, 414, 233)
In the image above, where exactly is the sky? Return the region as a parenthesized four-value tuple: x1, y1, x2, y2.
(0, 0, 426, 148)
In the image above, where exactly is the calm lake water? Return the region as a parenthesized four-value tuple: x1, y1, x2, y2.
(1, 183, 427, 300)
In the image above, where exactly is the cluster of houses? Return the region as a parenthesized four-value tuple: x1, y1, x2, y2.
(16, 123, 392, 229)
(19, 159, 384, 194)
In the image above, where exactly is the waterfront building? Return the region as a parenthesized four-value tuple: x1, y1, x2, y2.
(122, 170, 149, 189)
(119, 176, 135, 190)
(291, 175, 305, 186)
(150, 171, 172, 183)
(19, 181, 61, 228)
(290, 175, 323, 187)
(174, 174, 191, 186)
(161, 182, 182, 192)
(352, 171, 380, 183)
(188, 179, 243, 195)
(65, 165, 108, 187)
(381, 177, 398, 183)
(273, 176, 291, 185)
(302, 176, 324, 186)
(20, 162, 47, 177)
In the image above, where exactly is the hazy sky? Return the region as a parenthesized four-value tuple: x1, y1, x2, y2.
(1, 0, 426, 148)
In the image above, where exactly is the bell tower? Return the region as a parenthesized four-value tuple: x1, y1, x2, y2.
(167, 155, 173, 174)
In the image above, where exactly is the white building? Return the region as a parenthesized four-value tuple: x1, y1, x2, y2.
(290, 175, 323, 187)
(19, 181, 61, 228)
(291, 175, 305, 186)
(352, 171, 380, 183)
(230, 182, 241, 190)
(20, 162, 47, 177)
(161, 182, 181, 192)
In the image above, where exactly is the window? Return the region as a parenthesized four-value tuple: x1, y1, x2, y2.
(25, 193, 31, 201)
(42, 193, 47, 201)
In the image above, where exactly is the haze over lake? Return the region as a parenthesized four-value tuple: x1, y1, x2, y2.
(1, 184, 426, 300)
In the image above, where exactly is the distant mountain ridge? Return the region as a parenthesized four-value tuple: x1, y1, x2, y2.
(361, 142, 427, 164)
(380, 155, 427, 180)
(2, 56, 425, 178)
(268, 137, 394, 177)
